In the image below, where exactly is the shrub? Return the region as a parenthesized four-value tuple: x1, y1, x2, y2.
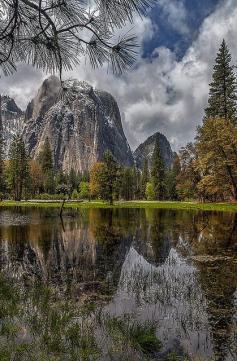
(79, 182, 90, 199)
(145, 182, 155, 201)
(71, 189, 79, 200)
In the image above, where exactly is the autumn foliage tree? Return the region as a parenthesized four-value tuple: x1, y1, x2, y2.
(196, 117, 237, 201)
(89, 162, 106, 199)
(176, 143, 201, 201)
(29, 160, 44, 196)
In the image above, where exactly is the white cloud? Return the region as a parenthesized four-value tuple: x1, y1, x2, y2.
(0, 12, 154, 108)
(158, 0, 189, 35)
(1, 0, 237, 152)
(0, 64, 45, 109)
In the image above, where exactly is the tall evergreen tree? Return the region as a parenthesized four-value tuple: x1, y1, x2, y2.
(166, 155, 181, 200)
(38, 137, 53, 172)
(205, 39, 237, 121)
(141, 159, 149, 199)
(151, 138, 165, 200)
(0, 143, 4, 196)
(131, 166, 141, 200)
(6, 135, 29, 201)
(68, 169, 80, 194)
(120, 167, 135, 201)
(38, 138, 55, 193)
(0, 94, 5, 196)
(102, 151, 120, 205)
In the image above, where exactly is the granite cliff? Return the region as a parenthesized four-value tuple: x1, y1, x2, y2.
(133, 132, 175, 170)
(0, 95, 24, 157)
(1, 77, 175, 172)
(23, 76, 134, 172)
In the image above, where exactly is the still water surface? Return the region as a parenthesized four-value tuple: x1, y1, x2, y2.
(0, 207, 237, 361)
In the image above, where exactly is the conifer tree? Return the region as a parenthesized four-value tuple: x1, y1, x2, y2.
(38, 137, 55, 193)
(38, 137, 53, 172)
(131, 166, 141, 200)
(0, 136, 4, 196)
(141, 159, 149, 199)
(6, 135, 29, 200)
(151, 138, 165, 200)
(166, 155, 181, 200)
(120, 167, 135, 201)
(68, 169, 80, 194)
(0, 95, 5, 196)
(205, 39, 237, 121)
(102, 151, 120, 205)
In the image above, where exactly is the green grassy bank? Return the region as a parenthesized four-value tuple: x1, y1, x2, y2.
(1, 200, 237, 212)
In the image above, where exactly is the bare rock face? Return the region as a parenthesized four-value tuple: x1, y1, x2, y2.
(25, 75, 61, 121)
(1, 95, 23, 120)
(133, 132, 175, 170)
(23, 77, 133, 172)
(1, 95, 25, 158)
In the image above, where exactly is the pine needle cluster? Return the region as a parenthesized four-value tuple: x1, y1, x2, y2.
(0, 0, 156, 77)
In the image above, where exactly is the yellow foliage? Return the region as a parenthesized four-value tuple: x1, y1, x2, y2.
(89, 162, 106, 198)
(196, 117, 237, 200)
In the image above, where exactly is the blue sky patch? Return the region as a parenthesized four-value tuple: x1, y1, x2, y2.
(143, 0, 223, 59)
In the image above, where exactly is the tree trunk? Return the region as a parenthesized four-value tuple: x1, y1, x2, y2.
(0, 94, 3, 140)
(109, 184, 113, 205)
(219, 145, 237, 201)
(230, 185, 237, 202)
(60, 199, 66, 218)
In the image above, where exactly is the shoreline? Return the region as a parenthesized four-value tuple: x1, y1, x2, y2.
(1, 200, 237, 212)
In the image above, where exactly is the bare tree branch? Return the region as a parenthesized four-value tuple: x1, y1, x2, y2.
(0, 0, 156, 77)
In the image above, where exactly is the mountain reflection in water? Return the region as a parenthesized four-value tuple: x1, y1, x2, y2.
(0, 207, 237, 360)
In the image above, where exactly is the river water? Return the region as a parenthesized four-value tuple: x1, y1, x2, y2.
(0, 207, 236, 360)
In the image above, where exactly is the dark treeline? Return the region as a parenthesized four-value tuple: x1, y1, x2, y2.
(0, 133, 180, 203)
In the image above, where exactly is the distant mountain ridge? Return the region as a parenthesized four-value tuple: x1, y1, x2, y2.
(133, 132, 175, 170)
(0, 95, 25, 158)
(1, 95, 23, 120)
(1, 77, 175, 171)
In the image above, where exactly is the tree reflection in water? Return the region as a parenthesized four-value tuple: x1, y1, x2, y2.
(0, 207, 237, 360)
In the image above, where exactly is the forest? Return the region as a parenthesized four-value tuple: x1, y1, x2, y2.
(1, 40, 237, 204)
(1, 2, 237, 361)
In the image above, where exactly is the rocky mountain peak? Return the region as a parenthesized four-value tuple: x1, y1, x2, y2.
(1, 95, 25, 158)
(133, 132, 175, 170)
(23, 76, 134, 172)
(1, 95, 23, 120)
(25, 75, 61, 121)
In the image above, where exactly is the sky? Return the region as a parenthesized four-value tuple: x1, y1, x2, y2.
(1, 0, 237, 151)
